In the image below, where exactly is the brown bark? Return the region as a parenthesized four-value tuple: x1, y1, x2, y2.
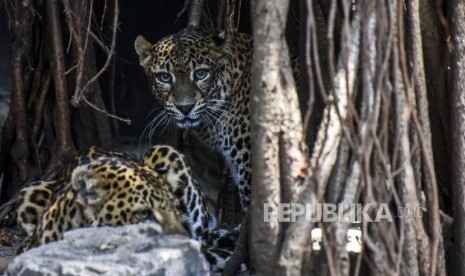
(279, 44, 307, 206)
(250, 0, 291, 274)
(397, 1, 434, 274)
(31, 71, 51, 171)
(419, 0, 449, 206)
(44, 0, 77, 176)
(450, 0, 465, 275)
(276, 28, 308, 276)
(393, 42, 421, 275)
(406, 0, 444, 274)
(11, 0, 34, 182)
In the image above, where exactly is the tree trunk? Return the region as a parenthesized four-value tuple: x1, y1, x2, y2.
(450, 0, 465, 275)
(250, 0, 291, 274)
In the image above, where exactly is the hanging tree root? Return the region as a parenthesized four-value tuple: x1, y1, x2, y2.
(11, 0, 34, 183)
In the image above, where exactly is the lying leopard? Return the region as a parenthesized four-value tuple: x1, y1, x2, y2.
(16, 147, 136, 237)
(19, 155, 188, 252)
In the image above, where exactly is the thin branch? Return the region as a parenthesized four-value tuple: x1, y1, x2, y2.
(31, 71, 51, 171)
(176, 0, 190, 23)
(82, 96, 131, 125)
(74, 0, 119, 104)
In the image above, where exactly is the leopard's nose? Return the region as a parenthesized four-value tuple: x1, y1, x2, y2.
(175, 103, 195, 115)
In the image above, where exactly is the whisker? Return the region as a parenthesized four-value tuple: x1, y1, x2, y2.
(205, 108, 227, 126)
(214, 107, 245, 125)
(200, 114, 210, 130)
(160, 116, 173, 135)
(148, 111, 172, 146)
(139, 110, 165, 153)
(207, 99, 232, 103)
(206, 107, 234, 124)
(205, 109, 228, 131)
(202, 112, 216, 132)
(150, 113, 168, 138)
(145, 106, 163, 120)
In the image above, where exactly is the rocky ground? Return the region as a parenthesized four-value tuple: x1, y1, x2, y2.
(5, 223, 210, 276)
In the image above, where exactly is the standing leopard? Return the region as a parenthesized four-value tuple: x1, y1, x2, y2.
(135, 28, 252, 212)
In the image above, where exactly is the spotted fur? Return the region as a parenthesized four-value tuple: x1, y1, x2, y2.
(19, 156, 187, 252)
(15, 180, 57, 236)
(142, 145, 217, 241)
(142, 145, 241, 272)
(15, 147, 139, 236)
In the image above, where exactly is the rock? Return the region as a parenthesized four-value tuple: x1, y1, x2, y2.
(6, 223, 210, 276)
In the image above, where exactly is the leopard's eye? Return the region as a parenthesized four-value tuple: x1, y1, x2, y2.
(193, 69, 210, 81)
(156, 72, 172, 84)
(154, 167, 168, 174)
(137, 209, 156, 222)
(154, 164, 169, 174)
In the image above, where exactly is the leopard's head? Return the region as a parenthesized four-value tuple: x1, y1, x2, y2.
(70, 157, 189, 236)
(135, 28, 234, 129)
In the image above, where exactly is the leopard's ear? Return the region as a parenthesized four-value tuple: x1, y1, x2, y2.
(71, 166, 106, 207)
(210, 30, 233, 58)
(212, 30, 227, 47)
(135, 35, 153, 71)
